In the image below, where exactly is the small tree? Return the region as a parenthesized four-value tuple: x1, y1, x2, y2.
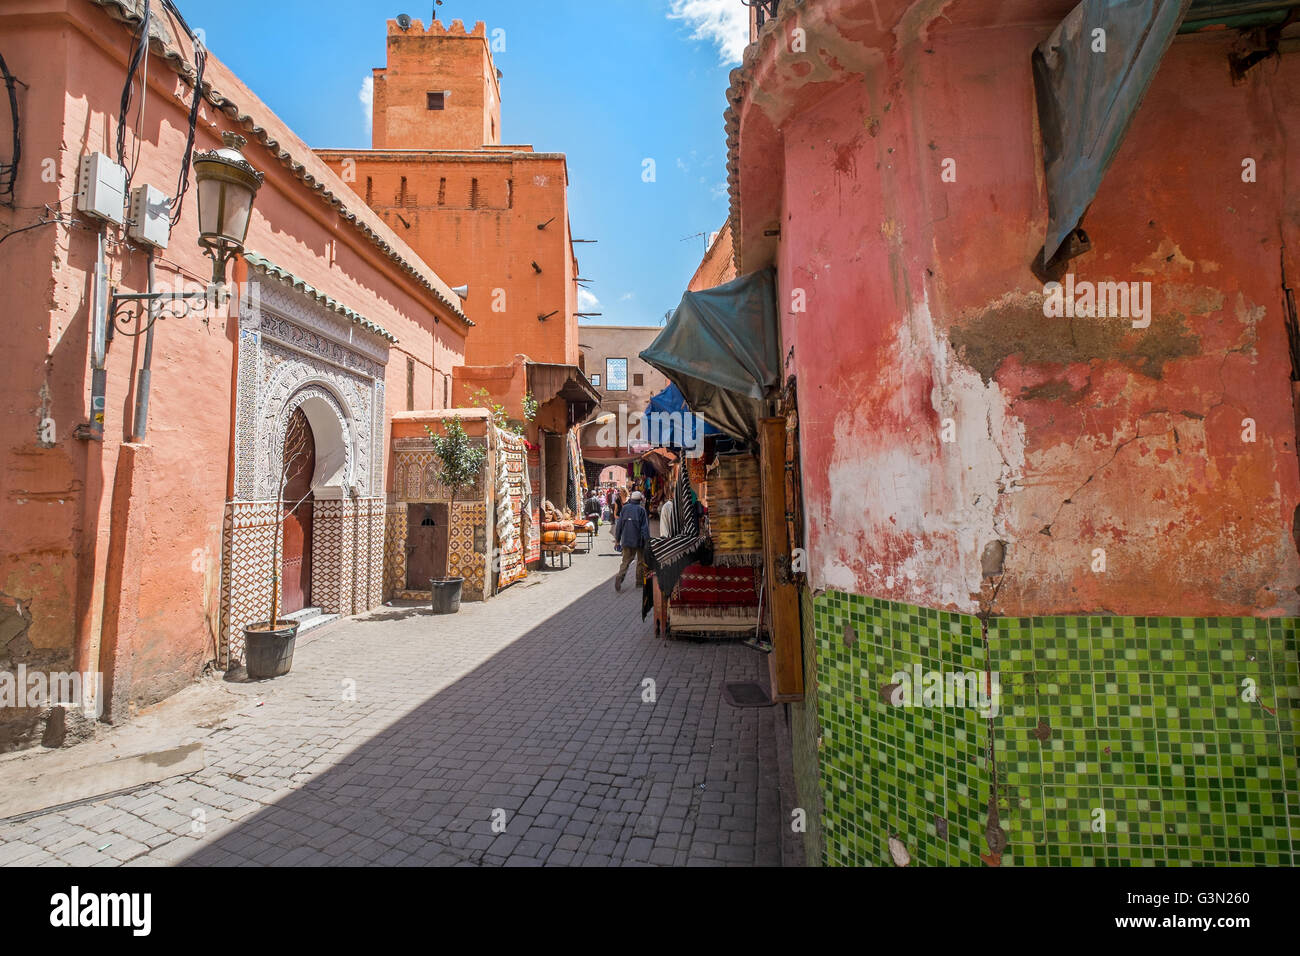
(463, 386, 537, 436)
(267, 411, 314, 628)
(427, 417, 487, 503)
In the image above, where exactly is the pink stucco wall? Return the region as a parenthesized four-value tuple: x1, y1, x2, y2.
(737, 0, 1300, 617)
(0, 0, 467, 727)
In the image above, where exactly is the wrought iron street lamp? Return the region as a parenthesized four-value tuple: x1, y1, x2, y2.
(110, 130, 264, 324)
(192, 131, 264, 287)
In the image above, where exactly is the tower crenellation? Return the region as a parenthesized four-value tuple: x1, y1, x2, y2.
(374, 18, 501, 150)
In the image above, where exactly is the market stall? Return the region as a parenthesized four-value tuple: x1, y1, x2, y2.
(638, 269, 805, 698)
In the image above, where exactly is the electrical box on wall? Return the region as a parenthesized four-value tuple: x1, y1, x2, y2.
(77, 152, 127, 225)
(128, 184, 172, 249)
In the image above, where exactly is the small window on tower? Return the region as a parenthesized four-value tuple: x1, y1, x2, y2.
(427, 91, 446, 110)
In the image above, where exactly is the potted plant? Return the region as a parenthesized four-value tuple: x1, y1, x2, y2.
(426, 416, 487, 613)
(242, 413, 314, 679)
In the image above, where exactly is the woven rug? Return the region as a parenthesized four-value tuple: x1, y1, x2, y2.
(643, 466, 705, 619)
(526, 444, 542, 564)
(674, 564, 759, 606)
(496, 428, 529, 590)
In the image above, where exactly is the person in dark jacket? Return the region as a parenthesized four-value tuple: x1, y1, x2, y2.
(613, 491, 651, 592)
(584, 493, 602, 530)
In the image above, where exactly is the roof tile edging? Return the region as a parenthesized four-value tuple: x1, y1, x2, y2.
(243, 251, 398, 344)
(724, 1, 805, 276)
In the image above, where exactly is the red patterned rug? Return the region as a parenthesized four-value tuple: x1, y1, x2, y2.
(674, 564, 759, 606)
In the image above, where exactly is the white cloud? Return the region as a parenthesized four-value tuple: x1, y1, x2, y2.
(359, 76, 374, 127)
(668, 0, 750, 66)
(579, 288, 601, 311)
(710, 181, 729, 201)
(620, 292, 636, 302)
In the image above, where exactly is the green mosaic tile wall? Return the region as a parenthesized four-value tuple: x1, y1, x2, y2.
(812, 590, 1299, 866)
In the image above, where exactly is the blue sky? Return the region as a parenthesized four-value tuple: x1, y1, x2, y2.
(180, 0, 748, 327)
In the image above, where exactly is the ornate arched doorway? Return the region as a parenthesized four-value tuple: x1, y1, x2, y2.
(280, 408, 316, 614)
(220, 261, 391, 667)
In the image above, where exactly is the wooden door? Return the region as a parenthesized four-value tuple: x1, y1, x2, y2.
(281, 408, 316, 614)
(407, 503, 449, 589)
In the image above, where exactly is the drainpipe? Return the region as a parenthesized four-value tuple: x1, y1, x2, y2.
(83, 226, 109, 441)
(131, 254, 157, 442)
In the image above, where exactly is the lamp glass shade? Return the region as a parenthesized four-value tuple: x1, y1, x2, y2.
(192, 132, 264, 248)
(195, 177, 222, 238)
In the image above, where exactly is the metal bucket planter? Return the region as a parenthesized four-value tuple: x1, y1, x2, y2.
(243, 621, 300, 679)
(430, 577, 464, 614)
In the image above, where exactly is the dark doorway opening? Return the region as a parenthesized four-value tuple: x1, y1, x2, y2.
(281, 408, 316, 614)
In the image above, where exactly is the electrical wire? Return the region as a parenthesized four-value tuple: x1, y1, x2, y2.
(170, 41, 206, 227)
(0, 205, 78, 250)
(0, 218, 55, 249)
(129, 12, 151, 190)
(115, 0, 151, 185)
(6, 189, 80, 212)
(0, 52, 19, 202)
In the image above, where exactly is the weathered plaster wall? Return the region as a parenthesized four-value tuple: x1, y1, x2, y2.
(687, 222, 737, 292)
(577, 325, 668, 418)
(770, 9, 1300, 617)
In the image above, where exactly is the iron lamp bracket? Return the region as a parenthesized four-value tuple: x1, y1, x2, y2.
(109, 286, 230, 335)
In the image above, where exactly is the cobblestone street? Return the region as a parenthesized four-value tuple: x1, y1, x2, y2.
(0, 544, 785, 866)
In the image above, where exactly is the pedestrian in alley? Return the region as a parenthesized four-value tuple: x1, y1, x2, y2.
(584, 490, 603, 530)
(608, 486, 624, 540)
(658, 492, 677, 539)
(613, 490, 650, 592)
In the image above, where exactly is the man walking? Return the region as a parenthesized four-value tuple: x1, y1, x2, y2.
(584, 490, 603, 530)
(613, 490, 650, 592)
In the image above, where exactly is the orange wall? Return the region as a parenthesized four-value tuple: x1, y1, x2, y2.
(319, 149, 580, 370)
(372, 18, 501, 151)
(687, 222, 736, 292)
(0, 0, 465, 716)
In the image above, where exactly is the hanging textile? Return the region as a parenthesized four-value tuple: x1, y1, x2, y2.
(565, 427, 586, 515)
(494, 427, 530, 590)
(710, 453, 763, 567)
(526, 443, 542, 564)
(642, 466, 704, 619)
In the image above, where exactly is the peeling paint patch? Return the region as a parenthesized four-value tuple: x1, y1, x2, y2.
(823, 296, 1025, 611)
(948, 291, 1201, 385)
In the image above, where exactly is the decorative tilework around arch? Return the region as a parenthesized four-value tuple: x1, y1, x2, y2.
(219, 272, 389, 666)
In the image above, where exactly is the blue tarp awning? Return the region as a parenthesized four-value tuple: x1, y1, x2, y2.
(645, 383, 725, 447)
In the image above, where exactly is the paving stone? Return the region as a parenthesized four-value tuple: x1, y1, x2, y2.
(0, 547, 782, 868)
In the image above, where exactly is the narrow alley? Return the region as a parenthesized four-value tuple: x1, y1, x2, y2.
(0, 544, 786, 867)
